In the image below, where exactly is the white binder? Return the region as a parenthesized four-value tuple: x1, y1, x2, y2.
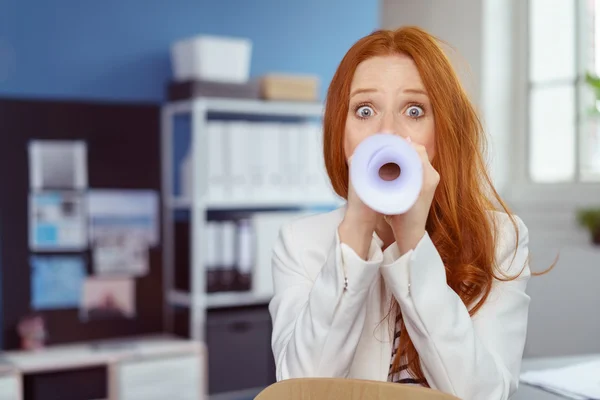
(260, 123, 285, 202)
(205, 220, 220, 291)
(282, 123, 304, 201)
(207, 121, 228, 203)
(220, 220, 237, 291)
(246, 122, 267, 203)
(227, 122, 251, 203)
(303, 123, 332, 202)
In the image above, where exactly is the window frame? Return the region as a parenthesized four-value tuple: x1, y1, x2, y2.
(505, 0, 600, 209)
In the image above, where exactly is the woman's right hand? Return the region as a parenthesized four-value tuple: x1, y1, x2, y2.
(338, 158, 381, 260)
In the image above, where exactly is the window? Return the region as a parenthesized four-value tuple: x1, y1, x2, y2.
(528, 0, 600, 183)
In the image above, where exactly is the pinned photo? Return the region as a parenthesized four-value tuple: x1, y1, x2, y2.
(28, 140, 87, 190)
(29, 191, 87, 251)
(80, 277, 135, 322)
(88, 189, 158, 248)
(93, 240, 149, 277)
(31, 255, 86, 311)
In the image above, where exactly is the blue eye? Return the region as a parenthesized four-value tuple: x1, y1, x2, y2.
(356, 105, 374, 119)
(406, 105, 424, 118)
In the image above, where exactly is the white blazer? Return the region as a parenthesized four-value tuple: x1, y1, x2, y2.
(268, 207, 531, 400)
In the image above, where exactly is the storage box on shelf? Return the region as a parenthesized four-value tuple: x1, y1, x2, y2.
(259, 74, 320, 102)
(161, 97, 341, 344)
(170, 35, 252, 84)
(167, 79, 261, 102)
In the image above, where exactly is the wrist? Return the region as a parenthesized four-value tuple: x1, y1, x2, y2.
(395, 228, 426, 255)
(339, 216, 374, 241)
(339, 216, 375, 261)
(343, 209, 378, 231)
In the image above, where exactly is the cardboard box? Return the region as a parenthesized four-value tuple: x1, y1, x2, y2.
(260, 74, 320, 102)
(254, 378, 461, 400)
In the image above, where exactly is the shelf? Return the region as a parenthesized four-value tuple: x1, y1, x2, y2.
(208, 292, 272, 309)
(165, 97, 324, 118)
(162, 95, 327, 344)
(169, 196, 193, 209)
(169, 290, 195, 307)
(167, 196, 341, 211)
(168, 290, 272, 309)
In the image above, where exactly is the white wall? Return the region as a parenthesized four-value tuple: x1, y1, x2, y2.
(518, 204, 600, 357)
(381, 0, 483, 106)
(381, 0, 512, 194)
(381, 0, 600, 358)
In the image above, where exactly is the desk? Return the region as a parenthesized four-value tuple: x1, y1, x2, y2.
(0, 334, 206, 400)
(513, 354, 600, 399)
(0, 364, 22, 400)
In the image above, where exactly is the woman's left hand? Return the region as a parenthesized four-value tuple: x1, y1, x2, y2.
(386, 141, 440, 255)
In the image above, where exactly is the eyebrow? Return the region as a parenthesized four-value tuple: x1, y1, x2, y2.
(349, 87, 428, 97)
(350, 88, 377, 97)
(403, 88, 428, 96)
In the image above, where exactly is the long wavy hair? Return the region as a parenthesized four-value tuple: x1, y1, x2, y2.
(323, 26, 528, 384)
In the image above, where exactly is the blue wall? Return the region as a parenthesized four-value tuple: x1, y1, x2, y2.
(0, 0, 380, 102)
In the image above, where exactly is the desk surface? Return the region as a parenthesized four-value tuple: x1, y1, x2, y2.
(513, 353, 600, 399)
(0, 334, 203, 374)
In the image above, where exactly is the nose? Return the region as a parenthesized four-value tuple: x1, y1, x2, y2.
(377, 113, 410, 140)
(378, 112, 395, 134)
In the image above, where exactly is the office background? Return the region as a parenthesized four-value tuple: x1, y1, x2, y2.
(0, 0, 599, 399)
(0, 0, 378, 340)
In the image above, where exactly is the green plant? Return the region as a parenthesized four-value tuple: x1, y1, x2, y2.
(576, 207, 600, 244)
(584, 72, 600, 115)
(585, 72, 600, 95)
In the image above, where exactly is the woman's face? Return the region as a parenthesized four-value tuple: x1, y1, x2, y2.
(344, 54, 436, 168)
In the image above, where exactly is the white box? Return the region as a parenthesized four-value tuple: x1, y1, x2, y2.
(116, 354, 204, 400)
(171, 35, 252, 83)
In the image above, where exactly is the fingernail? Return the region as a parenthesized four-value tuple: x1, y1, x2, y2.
(406, 136, 412, 143)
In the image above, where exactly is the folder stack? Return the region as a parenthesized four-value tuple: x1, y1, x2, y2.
(179, 121, 337, 206)
(203, 211, 310, 296)
(204, 218, 254, 293)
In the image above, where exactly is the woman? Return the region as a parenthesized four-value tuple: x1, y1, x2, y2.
(269, 26, 531, 400)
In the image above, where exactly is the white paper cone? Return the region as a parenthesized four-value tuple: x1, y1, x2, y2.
(350, 133, 423, 215)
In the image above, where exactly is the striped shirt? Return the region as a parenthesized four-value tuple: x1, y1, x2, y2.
(387, 312, 427, 386)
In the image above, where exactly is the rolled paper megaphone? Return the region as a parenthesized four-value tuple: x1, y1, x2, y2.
(349, 133, 423, 215)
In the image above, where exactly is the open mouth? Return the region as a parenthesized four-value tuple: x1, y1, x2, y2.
(379, 162, 401, 181)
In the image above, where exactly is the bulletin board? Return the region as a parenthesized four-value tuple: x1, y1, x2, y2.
(0, 97, 163, 350)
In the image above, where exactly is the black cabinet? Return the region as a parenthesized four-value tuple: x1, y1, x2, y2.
(206, 305, 276, 394)
(23, 366, 107, 400)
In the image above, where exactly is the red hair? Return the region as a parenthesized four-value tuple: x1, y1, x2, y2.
(323, 26, 527, 384)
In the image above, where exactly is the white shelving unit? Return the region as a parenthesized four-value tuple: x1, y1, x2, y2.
(161, 97, 338, 343)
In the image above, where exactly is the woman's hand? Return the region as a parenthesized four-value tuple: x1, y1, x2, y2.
(386, 141, 439, 255)
(339, 157, 383, 260)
